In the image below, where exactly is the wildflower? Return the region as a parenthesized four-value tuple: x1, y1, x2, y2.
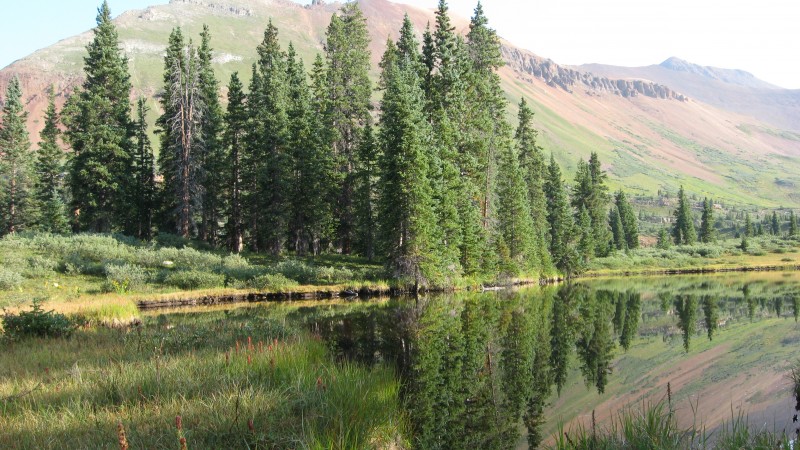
(117, 422, 129, 450)
(248, 419, 255, 433)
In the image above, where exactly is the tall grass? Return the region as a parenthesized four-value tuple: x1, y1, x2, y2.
(551, 393, 793, 449)
(0, 306, 408, 449)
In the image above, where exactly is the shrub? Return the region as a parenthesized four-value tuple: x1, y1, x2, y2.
(155, 233, 191, 249)
(0, 268, 24, 290)
(271, 260, 317, 284)
(247, 273, 299, 292)
(164, 270, 225, 290)
(22, 255, 58, 278)
(103, 264, 149, 294)
(2, 300, 75, 339)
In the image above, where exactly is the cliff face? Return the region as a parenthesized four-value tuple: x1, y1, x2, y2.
(502, 46, 688, 101)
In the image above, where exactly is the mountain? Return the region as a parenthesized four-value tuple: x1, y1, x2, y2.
(1, 0, 799, 208)
(580, 57, 800, 133)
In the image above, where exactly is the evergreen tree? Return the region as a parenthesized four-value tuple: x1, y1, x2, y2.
(286, 44, 335, 256)
(377, 59, 441, 287)
(790, 210, 798, 236)
(130, 98, 156, 239)
(609, 207, 626, 251)
(495, 135, 536, 276)
(325, 3, 372, 254)
(354, 124, 379, 260)
(223, 73, 247, 253)
(671, 185, 696, 245)
(615, 190, 638, 249)
(744, 213, 754, 237)
(158, 30, 204, 238)
(516, 98, 552, 273)
(197, 25, 225, 245)
(545, 154, 579, 276)
(771, 211, 780, 235)
(657, 227, 671, 249)
(34, 87, 70, 233)
(63, 1, 133, 232)
(572, 153, 612, 256)
(0, 77, 35, 234)
(699, 197, 716, 243)
(247, 21, 290, 253)
(576, 205, 594, 263)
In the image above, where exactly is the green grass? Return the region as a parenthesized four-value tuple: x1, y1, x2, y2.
(550, 397, 793, 449)
(0, 306, 408, 449)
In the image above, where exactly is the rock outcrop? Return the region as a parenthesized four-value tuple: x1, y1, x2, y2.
(502, 46, 688, 101)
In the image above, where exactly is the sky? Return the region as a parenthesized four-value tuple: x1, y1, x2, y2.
(1, 0, 797, 89)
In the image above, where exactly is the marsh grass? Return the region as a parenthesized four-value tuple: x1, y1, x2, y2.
(551, 396, 793, 450)
(0, 306, 407, 449)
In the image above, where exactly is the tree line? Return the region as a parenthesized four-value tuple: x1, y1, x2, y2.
(0, 0, 644, 286)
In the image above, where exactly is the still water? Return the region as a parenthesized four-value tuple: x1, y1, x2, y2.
(288, 272, 800, 448)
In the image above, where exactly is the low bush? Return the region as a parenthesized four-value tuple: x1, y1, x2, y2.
(103, 264, 149, 294)
(271, 259, 318, 284)
(2, 300, 75, 340)
(247, 273, 299, 292)
(22, 255, 58, 278)
(163, 270, 225, 290)
(0, 268, 24, 290)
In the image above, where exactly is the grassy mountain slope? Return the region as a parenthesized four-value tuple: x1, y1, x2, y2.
(1, 0, 799, 208)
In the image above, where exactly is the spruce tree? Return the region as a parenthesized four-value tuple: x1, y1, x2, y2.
(247, 21, 290, 253)
(495, 136, 536, 276)
(0, 77, 35, 234)
(615, 190, 638, 249)
(545, 155, 579, 276)
(744, 213, 754, 238)
(572, 153, 612, 256)
(158, 30, 204, 238)
(34, 87, 70, 234)
(223, 73, 247, 253)
(790, 210, 798, 236)
(63, 1, 133, 232)
(325, 3, 372, 254)
(516, 98, 553, 273)
(657, 228, 672, 249)
(130, 98, 156, 239)
(609, 207, 626, 251)
(286, 44, 335, 256)
(354, 124, 379, 260)
(771, 211, 780, 235)
(377, 59, 441, 287)
(699, 198, 716, 243)
(671, 185, 696, 245)
(577, 205, 594, 262)
(197, 25, 225, 245)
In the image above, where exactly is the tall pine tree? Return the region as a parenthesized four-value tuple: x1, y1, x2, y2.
(0, 77, 35, 234)
(63, 1, 133, 232)
(545, 154, 579, 276)
(671, 185, 696, 245)
(516, 98, 552, 274)
(377, 57, 441, 287)
(197, 25, 225, 245)
(325, 3, 372, 254)
(614, 189, 638, 249)
(223, 73, 247, 253)
(286, 44, 335, 255)
(34, 87, 70, 233)
(130, 98, 156, 239)
(699, 197, 716, 243)
(247, 20, 290, 254)
(495, 136, 537, 276)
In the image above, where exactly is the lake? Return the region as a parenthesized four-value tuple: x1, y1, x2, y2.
(273, 271, 800, 448)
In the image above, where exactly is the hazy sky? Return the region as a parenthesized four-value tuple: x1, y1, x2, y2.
(1, 0, 797, 89)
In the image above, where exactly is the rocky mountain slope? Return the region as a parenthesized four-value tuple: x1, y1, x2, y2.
(1, 0, 799, 207)
(581, 58, 800, 132)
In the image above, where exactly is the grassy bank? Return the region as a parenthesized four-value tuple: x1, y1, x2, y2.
(0, 305, 408, 449)
(585, 235, 800, 277)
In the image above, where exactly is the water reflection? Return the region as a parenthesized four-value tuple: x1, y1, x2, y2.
(298, 273, 800, 448)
